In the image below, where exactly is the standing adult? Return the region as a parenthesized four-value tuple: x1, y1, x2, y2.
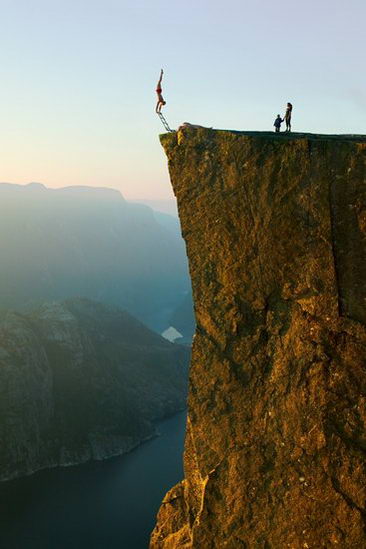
(284, 102, 293, 132)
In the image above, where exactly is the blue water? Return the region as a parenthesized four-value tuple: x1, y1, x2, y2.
(0, 412, 187, 549)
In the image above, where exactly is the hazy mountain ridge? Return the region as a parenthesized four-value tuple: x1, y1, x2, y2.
(0, 298, 189, 481)
(0, 182, 190, 332)
(169, 293, 195, 344)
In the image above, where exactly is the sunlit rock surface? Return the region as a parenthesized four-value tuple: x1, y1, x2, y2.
(151, 129, 366, 548)
(0, 298, 189, 481)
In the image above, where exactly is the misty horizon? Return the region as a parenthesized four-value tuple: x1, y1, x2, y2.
(0, 180, 178, 206)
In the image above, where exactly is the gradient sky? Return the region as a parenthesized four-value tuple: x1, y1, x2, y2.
(0, 0, 365, 199)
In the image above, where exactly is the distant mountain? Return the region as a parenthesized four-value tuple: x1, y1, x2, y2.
(0, 183, 190, 331)
(169, 292, 196, 343)
(0, 298, 189, 481)
(151, 209, 181, 234)
(128, 202, 196, 342)
(130, 198, 178, 216)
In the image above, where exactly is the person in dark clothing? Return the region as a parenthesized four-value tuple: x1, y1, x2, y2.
(274, 115, 283, 133)
(284, 102, 293, 132)
(155, 69, 166, 113)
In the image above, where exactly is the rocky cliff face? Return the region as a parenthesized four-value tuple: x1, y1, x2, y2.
(0, 298, 189, 481)
(151, 129, 366, 548)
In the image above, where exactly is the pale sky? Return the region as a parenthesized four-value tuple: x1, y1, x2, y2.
(0, 0, 365, 199)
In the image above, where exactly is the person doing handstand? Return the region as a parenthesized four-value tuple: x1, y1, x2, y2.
(155, 69, 166, 113)
(284, 102, 293, 132)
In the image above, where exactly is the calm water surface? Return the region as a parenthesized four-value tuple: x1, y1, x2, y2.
(0, 412, 186, 549)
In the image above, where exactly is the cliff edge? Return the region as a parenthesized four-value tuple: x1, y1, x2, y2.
(151, 129, 366, 548)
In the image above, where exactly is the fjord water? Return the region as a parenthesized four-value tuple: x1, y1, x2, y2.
(0, 412, 186, 549)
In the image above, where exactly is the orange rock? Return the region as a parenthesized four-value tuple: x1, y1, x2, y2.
(151, 129, 366, 548)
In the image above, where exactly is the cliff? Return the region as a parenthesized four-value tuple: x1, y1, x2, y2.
(151, 129, 366, 548)
(0, 298, 189, 481)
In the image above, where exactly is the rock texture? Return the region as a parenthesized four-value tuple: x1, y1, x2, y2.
(151, 129, 366, 548)
(0, 298, 189, 481)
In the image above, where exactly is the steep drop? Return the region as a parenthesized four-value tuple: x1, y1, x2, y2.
(151, 129, 366, 548)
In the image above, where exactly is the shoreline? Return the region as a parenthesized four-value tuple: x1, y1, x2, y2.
(0, 407, 187, 483)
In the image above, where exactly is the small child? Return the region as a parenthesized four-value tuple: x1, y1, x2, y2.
(274, 115, 283, 133)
